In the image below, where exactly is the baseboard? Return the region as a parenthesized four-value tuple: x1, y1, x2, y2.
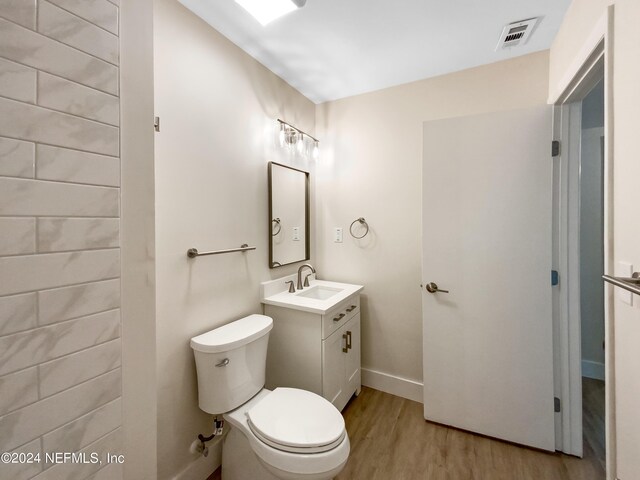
(361, 368, 423, 403)
(172, 438, 222, 480)
(582, 360, 605, 381)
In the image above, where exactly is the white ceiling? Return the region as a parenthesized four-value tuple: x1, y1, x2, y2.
(178, 0, 571, 104)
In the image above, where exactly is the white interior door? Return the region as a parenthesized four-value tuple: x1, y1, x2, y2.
(422, 106, 556, 451)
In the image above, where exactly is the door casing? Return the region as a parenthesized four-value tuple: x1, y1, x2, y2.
(549, 6, 614, 475)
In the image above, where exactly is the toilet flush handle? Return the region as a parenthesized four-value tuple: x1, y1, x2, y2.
(215, 358, 230, 367)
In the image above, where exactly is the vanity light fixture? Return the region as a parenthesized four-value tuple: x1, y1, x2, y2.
(234, 0, 307, 26)
(277, 119, 319, 159)
(296, 132, 305, 154)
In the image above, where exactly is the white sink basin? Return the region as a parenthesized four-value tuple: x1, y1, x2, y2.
(261, 276, 363, 314)
(296, 285, 343, 300)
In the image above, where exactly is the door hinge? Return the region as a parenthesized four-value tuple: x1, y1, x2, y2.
(154, 116, 160, 132)
(551, 270, 559, 286)
(551, 140, 560, 157)
(554, 396, 561, 413)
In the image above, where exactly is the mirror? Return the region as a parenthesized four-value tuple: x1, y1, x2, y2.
(268, 162, 310, 268)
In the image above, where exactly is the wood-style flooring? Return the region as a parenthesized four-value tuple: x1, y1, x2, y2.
(209, 385, 605, 479)
(582, 377, 606, 473)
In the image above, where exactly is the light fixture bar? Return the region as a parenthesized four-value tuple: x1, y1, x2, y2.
(277, 119, 319, 143)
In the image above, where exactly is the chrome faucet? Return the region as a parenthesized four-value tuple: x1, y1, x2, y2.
(297, 264, 316, 290)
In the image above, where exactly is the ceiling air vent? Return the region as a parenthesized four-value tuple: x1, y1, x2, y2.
(496, 18, 539, 50)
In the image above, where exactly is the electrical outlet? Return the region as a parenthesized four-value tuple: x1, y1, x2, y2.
(334, 228, 343, 243)
(292, 227, 300, 241)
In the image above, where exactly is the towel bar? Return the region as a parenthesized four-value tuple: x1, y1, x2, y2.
(187, 244, 256, 258)
(602, 273, 640, 296)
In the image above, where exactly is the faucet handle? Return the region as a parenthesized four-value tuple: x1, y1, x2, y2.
(285, 280, 295, 293)
(303, 273, 312, 287)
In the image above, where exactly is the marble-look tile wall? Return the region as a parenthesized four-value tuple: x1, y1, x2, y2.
(0, 1, 122, 479)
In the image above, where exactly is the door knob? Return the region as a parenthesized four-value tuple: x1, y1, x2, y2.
(426, 282, 449, 294)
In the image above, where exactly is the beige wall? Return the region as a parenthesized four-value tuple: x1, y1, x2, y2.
(120, 0, 157, 478)
(610, 2, 640, 477)
(551, 1, 640, 477)
(0, 1, 123, 479)
(548, 0, 611, 98)
(315, 51, 550, 385)
(153, 0, 316, 478)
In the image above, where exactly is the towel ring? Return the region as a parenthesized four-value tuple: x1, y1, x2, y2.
(272, 218, 281, 236)
(349, 217, 369, 239)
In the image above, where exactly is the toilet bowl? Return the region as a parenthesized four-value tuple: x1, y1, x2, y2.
(190, 314, 350, 480)
(223, 388, 349, 480)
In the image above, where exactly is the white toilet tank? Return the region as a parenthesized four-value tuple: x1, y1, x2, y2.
(190, 314, 273, 414)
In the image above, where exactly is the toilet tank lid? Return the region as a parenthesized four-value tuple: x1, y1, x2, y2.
(190, 314, 273, 353)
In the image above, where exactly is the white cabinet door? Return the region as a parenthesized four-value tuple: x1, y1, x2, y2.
(344, 313, 361, 396)
(322, 326, 346, 408)
(323, 313, 361, 411)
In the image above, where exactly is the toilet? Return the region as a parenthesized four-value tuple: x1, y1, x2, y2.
(190, 314, 350, 480)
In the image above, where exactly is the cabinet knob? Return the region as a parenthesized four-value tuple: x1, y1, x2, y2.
(342, 333, 349, 353)
(333, 313, 345, 322)
(346, 331, 352, 350)
(346, 305, 357, 312)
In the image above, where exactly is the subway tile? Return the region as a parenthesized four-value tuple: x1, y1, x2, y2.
(38, 279, 120, 325)
(0, 178, 119, 217)
(0, 369, 121, 452)
(0, 309, 120, 376)
(42, 398, 121, 453)
(0, 57, 36, 103)
(0, 249, 120, 296)
(0, 439, 43, 480)
(37, 427, 122, 480)
(0, 136, 35, 178)
(0, 293, 37, 336)
(39, 338, 121, 396)
(38, 1, 119, 65)
(0, 368, 38, 416)
(46, 0, 118, 36)
(37, 72, 119, 126)
(0, 18, 117, 94)
(0, 0, 37, 29)
(0, 97, 118, 156)
(38, 218, 119, 252)
(36, 144, 119, 186)
(88, 462, 123, 480)
(0, 217, 36, 255)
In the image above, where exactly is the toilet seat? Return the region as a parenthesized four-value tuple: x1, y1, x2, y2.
(224, 388, 350, 478)
(247, 388, 346, 454)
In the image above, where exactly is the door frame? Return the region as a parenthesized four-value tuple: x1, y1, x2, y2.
(550, 6, 615, 477)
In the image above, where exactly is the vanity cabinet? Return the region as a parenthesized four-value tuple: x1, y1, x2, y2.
(264, 294, 361, 412)
(322, 312, 361, 410)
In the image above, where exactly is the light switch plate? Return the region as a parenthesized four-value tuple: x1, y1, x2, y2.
(292, 227, 300, 241)
(616, 261, 633, 306)
(334, 228, 343, 243)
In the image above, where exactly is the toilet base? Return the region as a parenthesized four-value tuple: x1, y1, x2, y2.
(222, 427, 280, 480)
(222, 426, 342, 480)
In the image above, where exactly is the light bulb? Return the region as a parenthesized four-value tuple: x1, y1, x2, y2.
(278, 124, 285, 147)
(312, 141, 319, 160)
(296, 132, 305, 154)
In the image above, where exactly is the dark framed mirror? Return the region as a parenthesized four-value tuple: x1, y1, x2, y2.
(268, 162, 310, 268)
